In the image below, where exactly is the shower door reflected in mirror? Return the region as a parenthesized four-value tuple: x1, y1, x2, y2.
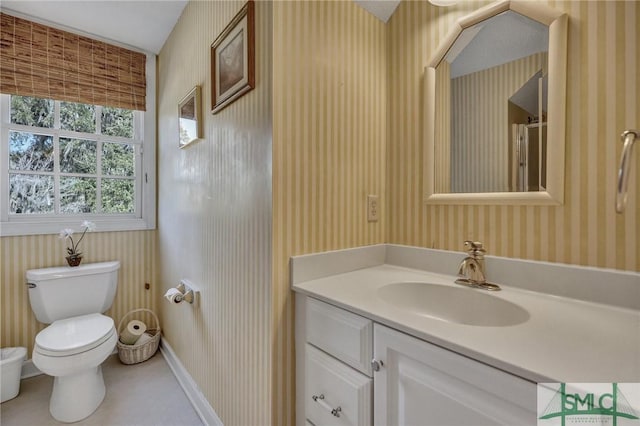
(512, 121, 547, 192)
(425, 1, 567, 205)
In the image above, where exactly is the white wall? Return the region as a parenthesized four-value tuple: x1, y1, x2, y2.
(156, 1, 272, 424)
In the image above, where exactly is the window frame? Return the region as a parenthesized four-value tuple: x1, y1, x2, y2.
(0, 55, 156, 236)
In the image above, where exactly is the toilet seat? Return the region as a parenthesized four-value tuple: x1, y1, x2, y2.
(35, 313, 115, 357)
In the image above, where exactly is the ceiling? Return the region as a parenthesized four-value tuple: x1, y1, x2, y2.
(447, 11, 549, 78)
(0, 0, 400, 54)
(355, 0, 401, 23)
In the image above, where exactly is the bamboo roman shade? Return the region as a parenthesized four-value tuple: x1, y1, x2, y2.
(0, 13, 146, 111)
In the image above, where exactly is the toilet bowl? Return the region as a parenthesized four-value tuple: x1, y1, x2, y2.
(32, 313, 117, 423)
(26, 261, 120, 423)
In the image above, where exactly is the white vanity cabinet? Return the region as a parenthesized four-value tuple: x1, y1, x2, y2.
(299, 296, 373, 426)
(297, 294, 538, 426)
(373, 324, 537, 426)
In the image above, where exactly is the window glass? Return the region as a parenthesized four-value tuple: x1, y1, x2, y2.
(101, 107, 134, 138)
(102, 143, 134, 176)
(60, 138, 97, 174)
(102, 179, 134, 213)
(9, 132, 54, 172)
(3, 94, 147, 229)
(10, 96, 54, 128)
(9, 174, 55, 214)
(60, 101, 96, 133)
(60, 177, 97, 213)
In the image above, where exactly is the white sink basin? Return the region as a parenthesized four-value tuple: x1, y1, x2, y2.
(377, 282, 529, 326)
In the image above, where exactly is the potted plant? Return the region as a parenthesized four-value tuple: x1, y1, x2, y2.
(59, 221, 96, 267)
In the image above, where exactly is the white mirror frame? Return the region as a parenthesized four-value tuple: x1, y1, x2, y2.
(424, 0, 568, 205)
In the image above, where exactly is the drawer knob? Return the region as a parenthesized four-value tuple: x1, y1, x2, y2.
(311, 393, 342, 418)
(371, 358, 384, 372)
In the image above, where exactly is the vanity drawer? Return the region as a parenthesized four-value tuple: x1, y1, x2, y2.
(306, 344, 372, 426)
(306, 297, 373, 376)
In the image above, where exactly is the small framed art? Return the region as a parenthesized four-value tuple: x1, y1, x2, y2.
(211, 0, 255, 114)
(178, 86, 202, 148)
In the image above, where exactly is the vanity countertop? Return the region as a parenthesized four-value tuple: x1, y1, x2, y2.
(293, 261, 640, 384)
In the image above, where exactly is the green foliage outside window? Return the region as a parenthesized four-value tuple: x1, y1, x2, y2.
(102, 107, 134, 138)
(9, 131, 54, 172)
(61, 101, 96, 133)
(7, 95, 137, 215)
(102, 143, 134, 176)
(9, 174, 54, 214)
(60, 177, 97, 213)
(60, 139, 97, 174)
(102, 179, 134, 213)
(10, 96, 54, 128)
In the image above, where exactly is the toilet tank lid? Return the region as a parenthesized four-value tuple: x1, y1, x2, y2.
(26, 261, 120, 281)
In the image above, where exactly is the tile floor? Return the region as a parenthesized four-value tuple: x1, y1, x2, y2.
(0, 352, 204, 426)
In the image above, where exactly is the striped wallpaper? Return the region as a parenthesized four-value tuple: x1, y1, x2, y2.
(387, 0, 639, 272)
(0, 231, 156, 355)
(2, 2, 638, 426)
(157, 1, 272, 425)
(272, 1, 386, 424)
(449, 52, 547, 193)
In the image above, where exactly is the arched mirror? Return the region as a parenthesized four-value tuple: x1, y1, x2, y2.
(424, 0, 568, 205)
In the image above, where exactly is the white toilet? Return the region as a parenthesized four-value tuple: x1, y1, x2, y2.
(26, 261, 120, 423)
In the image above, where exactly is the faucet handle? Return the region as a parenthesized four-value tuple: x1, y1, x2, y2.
(473, 242, 485, 256)
(463, 240, 483, 250)
(463, 240, 485, 257)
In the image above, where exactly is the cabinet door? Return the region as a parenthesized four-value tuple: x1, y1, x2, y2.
(373, 324, 537, 426)
(306, 344, 372, 426)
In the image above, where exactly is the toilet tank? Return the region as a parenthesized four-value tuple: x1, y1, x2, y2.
(26, 261, 120, 324)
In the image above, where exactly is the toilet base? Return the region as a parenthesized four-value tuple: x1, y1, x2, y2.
(50, 366, 106, 423)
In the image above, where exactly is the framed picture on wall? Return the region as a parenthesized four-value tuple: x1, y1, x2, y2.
(211, 0, 255, 114)
(178, 86, 202, 148)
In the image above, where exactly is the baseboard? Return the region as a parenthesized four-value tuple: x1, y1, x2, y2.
(159, 337, 223, 426)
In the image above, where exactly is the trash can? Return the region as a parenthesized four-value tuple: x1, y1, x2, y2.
(1, 347, 27, 403)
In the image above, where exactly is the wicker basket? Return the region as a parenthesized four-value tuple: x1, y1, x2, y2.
(116, 308, 161, 365)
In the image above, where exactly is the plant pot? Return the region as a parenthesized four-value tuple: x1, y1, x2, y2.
(66, 255, 82, 267)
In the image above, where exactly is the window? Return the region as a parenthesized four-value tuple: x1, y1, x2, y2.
(1, 14, 155, 236)
(1, 94, 155, 235)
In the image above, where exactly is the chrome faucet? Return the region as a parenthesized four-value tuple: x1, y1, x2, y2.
(455, 241, 500, 291)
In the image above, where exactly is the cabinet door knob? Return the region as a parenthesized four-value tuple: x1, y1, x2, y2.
(371, 358, 384, 371)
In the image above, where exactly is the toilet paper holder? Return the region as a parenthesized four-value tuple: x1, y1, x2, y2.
(176, 280, 197, 304)
(164, 280, 199, 306)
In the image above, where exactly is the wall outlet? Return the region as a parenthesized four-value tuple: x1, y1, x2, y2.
(367, 195, 379, 222)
